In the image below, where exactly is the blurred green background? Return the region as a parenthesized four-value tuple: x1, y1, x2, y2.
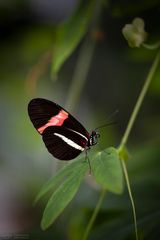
(0, 0, 160, 239)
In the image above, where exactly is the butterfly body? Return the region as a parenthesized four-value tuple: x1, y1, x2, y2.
(28, 98, 100, 160)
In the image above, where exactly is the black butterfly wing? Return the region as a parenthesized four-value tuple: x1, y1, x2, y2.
(28, 98, 62, 130)
(28, 98, 89, 138)
(42, 126, 88, 160)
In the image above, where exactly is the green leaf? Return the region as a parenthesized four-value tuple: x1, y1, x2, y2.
(92, 147, 124, 194)
(41, 164, 87, 230)
(51, 0, 96, 76)
(34, 157, 88, 204)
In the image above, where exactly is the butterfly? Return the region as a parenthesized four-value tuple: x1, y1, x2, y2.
(28, 98, 100, 160)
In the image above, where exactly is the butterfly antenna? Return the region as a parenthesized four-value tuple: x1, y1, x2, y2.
(95, 109, 119, 131)
(95, 121, 117, 130)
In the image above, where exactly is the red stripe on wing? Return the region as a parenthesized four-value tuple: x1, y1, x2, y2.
(38, 110, 68, 134)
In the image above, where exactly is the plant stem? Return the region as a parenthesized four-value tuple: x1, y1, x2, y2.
(120, 50, 160, 148)
(65, 34, 96, 112)
(118, 50, 160, 240)
(82, 189, 106, 240)
(142, 41, 160, 50)
(121, 159, 138, 240)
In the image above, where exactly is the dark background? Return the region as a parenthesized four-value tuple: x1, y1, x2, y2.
(0, 0, 160, 239)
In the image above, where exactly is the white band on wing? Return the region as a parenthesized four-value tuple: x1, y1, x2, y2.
(69, 129, 88, 141)
(54, 133, 85, 151)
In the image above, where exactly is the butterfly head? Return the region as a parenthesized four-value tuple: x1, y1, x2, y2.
(88, 130, 100, 147)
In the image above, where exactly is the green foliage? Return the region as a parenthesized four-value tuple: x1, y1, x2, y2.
(41, 163, 88, 230)
(92, 147, 123, 194)
(34, 158, 88, 204)
(51, 0, 96, 76)
(35, 147, 124, 229)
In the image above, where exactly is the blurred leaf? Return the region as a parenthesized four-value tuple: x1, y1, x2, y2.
(51, 0, 96, 76)
(92, 147, 124, 194)
(35, 157, 88, 204)
(41, 164, 88, 230)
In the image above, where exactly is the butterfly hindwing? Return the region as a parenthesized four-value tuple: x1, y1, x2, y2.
(42, 126, 88, 160)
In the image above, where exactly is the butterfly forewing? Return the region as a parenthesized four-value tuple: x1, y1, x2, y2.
(28, 98, 89, 138)
(42, 126, 88, 160)
(28, 98, 60, 129)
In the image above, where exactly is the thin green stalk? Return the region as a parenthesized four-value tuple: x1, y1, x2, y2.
(142, 41, 160, 50)
(65, 35, 96, 112)
(120, 50, 160, 148)
(121, 159, 138, 240)
(82, 189, 106, 240)
(118, 50, 160, 240)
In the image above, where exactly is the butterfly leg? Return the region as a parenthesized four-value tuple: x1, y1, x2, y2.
(85, 148, 92, 175)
